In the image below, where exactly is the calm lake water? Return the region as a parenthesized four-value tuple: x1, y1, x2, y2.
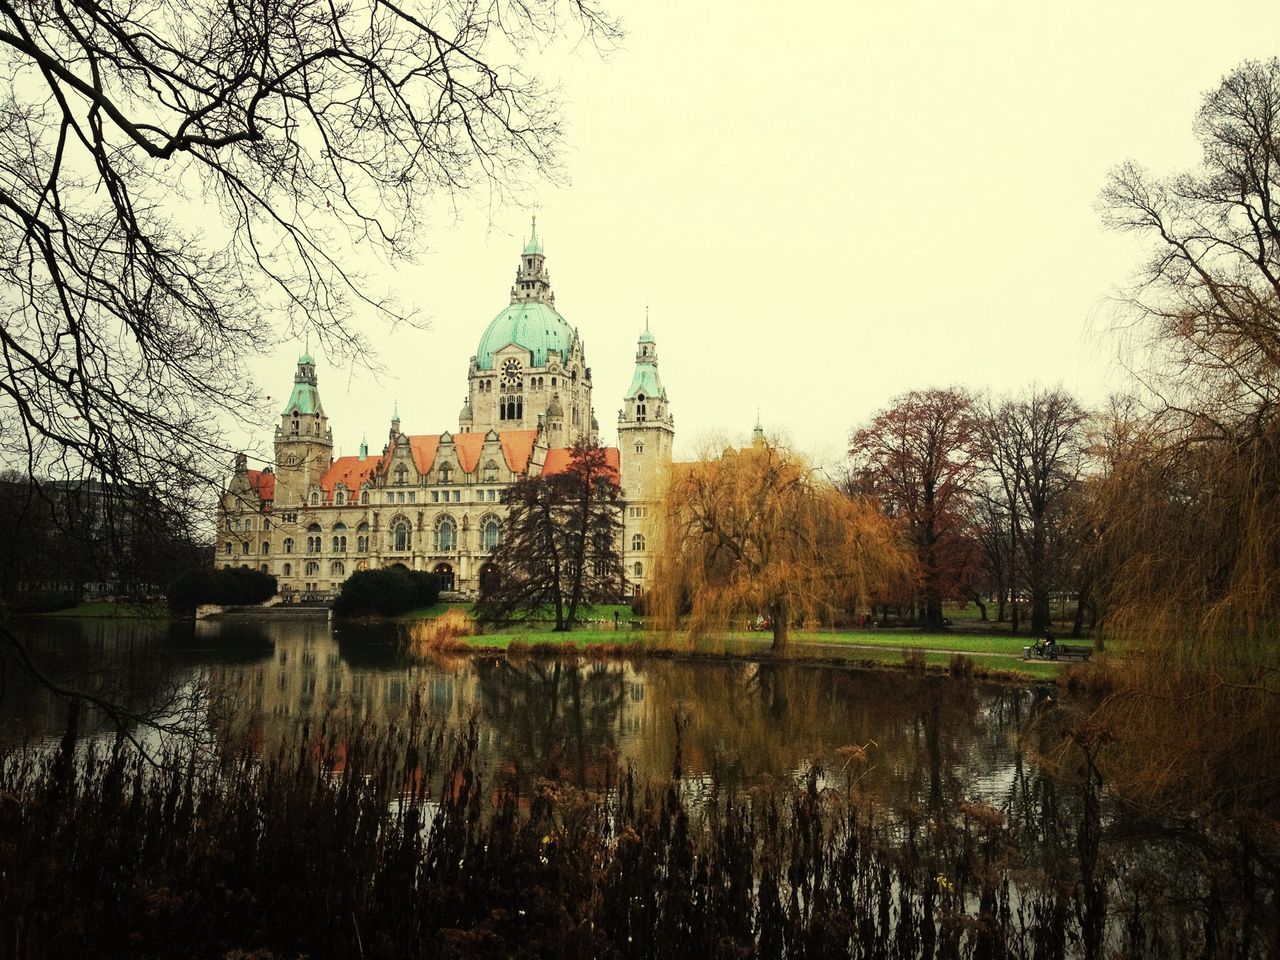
(4, 615, 1278, 954)
(4, 615, 1036, 804)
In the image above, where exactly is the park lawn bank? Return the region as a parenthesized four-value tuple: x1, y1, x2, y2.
(401, 602, 635, 623)
(443, 626, 1062, 680)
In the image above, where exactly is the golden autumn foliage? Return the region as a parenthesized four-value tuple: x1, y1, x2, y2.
(649, 439, 914, 651)
(1056, 60, 1280, 820)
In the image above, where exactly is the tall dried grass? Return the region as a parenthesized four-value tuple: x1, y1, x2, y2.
(0, 714, 1267, 959)
(405, 607, 477, 655)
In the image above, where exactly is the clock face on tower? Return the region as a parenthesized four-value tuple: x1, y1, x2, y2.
(501, 358, 522, 385)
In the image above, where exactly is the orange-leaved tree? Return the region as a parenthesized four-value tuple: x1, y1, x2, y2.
(650, 438, 913, 652)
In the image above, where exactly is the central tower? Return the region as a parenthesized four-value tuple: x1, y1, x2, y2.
(463, 220, 594, 443)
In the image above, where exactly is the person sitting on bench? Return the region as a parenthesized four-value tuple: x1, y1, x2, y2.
(1043, 629, 1057, 660)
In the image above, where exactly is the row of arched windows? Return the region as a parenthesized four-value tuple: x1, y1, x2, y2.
(498, 397, 523, 421)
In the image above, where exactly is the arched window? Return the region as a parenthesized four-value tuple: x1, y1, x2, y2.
(305, 561, 320, 577)
(262, 541, 271, 555)
(282, 562, 292, 577)
(360, 488, 369, 505)
(306, 523, 322, 554)
(309, 491, 320, 506)
(633, 561, 643, 577)
(291, 412, 300, 434)
(356, 522, 369, 553)
(260, 564, 269, 574)
(394, 464, 408, 486)
(330, 561, 345, 577)
(437, 463, 452, 484)
(334, 485, 347, 506)
(283, 537, 294, 554)
(482, 518, 501, 551)
(332, 522, 347, 552)
(435, 516, 457, 552)
(393, 519, 411, 552)
(636, 393, 647, 422)
(631, 533, 645, 552)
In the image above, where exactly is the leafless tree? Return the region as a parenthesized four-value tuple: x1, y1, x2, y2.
(0, 0, 617, 737)
(975, 387, 1086, 636)
(1102, 57, 1280, 427)
(0, 0, 618, 509)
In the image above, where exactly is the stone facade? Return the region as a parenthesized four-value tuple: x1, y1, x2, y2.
(217, 225, 673, 599)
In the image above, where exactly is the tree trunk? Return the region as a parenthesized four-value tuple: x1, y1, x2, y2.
(770, 599, 788, 652)
(1072, 587, 1088, 640)
(969, 594, 988, 621)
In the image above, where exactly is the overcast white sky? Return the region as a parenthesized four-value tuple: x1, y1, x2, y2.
(238, 0, 1280, 470)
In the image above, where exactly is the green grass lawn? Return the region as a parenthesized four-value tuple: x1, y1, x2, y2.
(38, 601, 168, 619)
(794, 630, 1039, 656)
(441, 624, 1063, 679)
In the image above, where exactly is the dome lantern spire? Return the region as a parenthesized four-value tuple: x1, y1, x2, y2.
(511, 218, 553, 306)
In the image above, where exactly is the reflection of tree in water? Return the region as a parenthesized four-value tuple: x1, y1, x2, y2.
(633, 662, 1000, 807)
(1, 617, 272, 746)
(473, 657, 627, 788)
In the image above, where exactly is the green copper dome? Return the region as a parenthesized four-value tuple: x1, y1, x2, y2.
(475, 301, 575, 370)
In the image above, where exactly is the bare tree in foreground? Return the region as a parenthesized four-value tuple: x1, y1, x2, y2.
(0, 0, 617, 735)
(1050, 58, 1280, 819)
(0, 0, 618, 506)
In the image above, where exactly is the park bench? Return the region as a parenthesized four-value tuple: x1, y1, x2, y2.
(1024, 643, 1092, 662)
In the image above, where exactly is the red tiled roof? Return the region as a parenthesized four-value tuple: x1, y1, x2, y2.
(406, 435, 439, 476)
(319, 457, 378, 496)
(542, 447, 621, 480)
(386, 431, 540, 477)
(454, 432, 485, 473)
(498, 431, 539, 474)
(247, 469, 275, 503)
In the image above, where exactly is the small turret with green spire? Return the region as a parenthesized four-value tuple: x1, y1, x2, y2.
(752, 410, 765, 447)
(522, 214, 544, 255)
(511, 217, 553, 306)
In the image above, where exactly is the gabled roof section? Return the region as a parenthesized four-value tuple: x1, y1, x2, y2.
(384, 431, 540, 477)
(454, 432, 486, 473)
(246, 470, 275, 504)
(499, 430, 539, 474)
(319, 457, 377, 495)
(541, 447, 621, 480)
(406, 436, 439, 476)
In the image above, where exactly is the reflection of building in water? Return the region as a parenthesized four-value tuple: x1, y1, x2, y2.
(206, 625, 649, 785)
(206, 627, 1029, 813)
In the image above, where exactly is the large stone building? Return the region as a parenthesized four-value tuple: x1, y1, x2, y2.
(217, 223, 673, 598)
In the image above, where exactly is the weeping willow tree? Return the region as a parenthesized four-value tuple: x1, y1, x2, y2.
(649, 438, 913, 652)
(1066, 59, 1280, 817)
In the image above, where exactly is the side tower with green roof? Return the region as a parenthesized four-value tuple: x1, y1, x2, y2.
(273, 351, 333, 507)
(463, 220, 595, 442)
(617, 319, 674, 597)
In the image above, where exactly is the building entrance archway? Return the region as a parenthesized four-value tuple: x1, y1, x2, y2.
(479, 562, 500, 597)
(434, 562, 455, 591)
